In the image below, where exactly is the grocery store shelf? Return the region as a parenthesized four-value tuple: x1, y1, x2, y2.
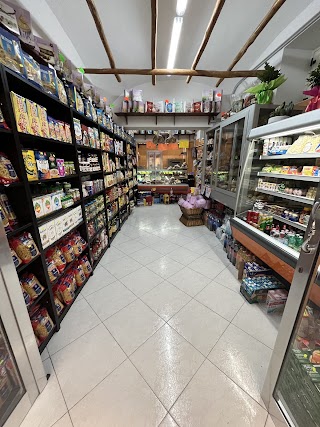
(92, 246, 108, 270)
(50, 246, 88, 286)
(260, 153, 320, 160)
(256, 188, 315, 205)
(28, 175, 77, 184)
(58, 274, 91, 323)
(257, 172, 320, 182)
(80, 170, 102, 176)
(271, 214, 307, 231)
(89, 226, 106, 243)
(6, 222, 33, 238)
(37, 200, 82, 226)
(19, 133, 74, 148)
(76, 144, 101, 152)
(44, 221, 84, 251)
(28, 289, 49, 312)
(16, 253, 41, 274)
(82, 190, 105, 202)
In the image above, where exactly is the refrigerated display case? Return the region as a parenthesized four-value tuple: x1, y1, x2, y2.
(230, 109, 320, 426)
(0, 219, 46, 427)
(204, 104, 276, 210)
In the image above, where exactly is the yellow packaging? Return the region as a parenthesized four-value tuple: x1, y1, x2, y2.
(10, 92, 30, 134)
(22, 149, 38, 181)
(37, 105, 50, 139)
(302, 166, 314, 176)
(26, 99, 42, 137)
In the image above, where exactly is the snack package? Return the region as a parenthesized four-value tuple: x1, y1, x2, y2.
(64, 124, 72, 143)
(80, 255, 92, 277)
(34, 151, 50, 180)
(84, 98, 92, 119)
(47, 152, 59, 179)
(0, 152, 19, 184)
(88, 127, 95, 147)
(58, 122, 66, 142)
(54, 121, 61, 141)
(56, 278, 74, 305)
(0, 203, 11, 233)
(75, 91, 84, 114)
(31, 307, 54, 342)
(46, 257, 59, 282)
(0, 193, 17, 228)
(66, 82, 76, 108)
(0, 27, 25, 75)
(10, 232, 39, 264)
(60, 241, 75, 263)
(21, 284, 31, 308)
(56, 158, 65, 177)
(20, 273, 44, 300)
(73, 264, 86, 286)
(37, 106, 50, 138)
(56, 78, 68, 105)
(47, 116, 57, 139)
(54, 296, 64, 316)
(40, 65, 57, 97)
(81, 125, 89, 146)
(26, 99, 42, 136)
(23, 52, 41, 87)
(10, 92, 30, 133)
(73, 118, 82, 144)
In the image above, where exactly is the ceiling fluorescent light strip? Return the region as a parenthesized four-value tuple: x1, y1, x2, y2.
(176, 0, 188, 16)
(167, 16, 183, 70)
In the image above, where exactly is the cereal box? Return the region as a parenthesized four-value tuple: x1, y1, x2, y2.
(22, 149, 37, 181)
(37, 105, 50, 138)
(10, 92, 30, 133)
(54, 121, 61, 141)
(47, 117, 56, 139)
(26, 99, 41, 136)
(64, 123, 72, 143)
(58, 121, 66, 142)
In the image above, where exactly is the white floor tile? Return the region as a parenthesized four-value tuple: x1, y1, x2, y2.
(51, 324, 126, 409)
(52, 413, 73, 427)
(100, 247, 126, 267)
(131, 324, 204, 410)
(188, 238, 215, 255)
(153, 240, 181, 255)
(115, 239, 146, 255)
(208, 324, 272, 405)
(166, 233, 195, 246)
(147, 256, 183, 279)
(120, 266, 163, 296)
(47, 299, 101, 355)
(69, 360, 166, 427)
(169, 246, 200, 266)
(196, 281, 244, 321)
(129, 246, 162, 266)
(171, 360, 267, 427)
(189, 255, 225, 280)
(21, 359, 67, 427)
(80, 266, 117, 297)
(111, 232, 132, 246)
(168, 267, 211, 297)
(104, 255, 142, 279)
(169, 300, 229, 356)
(214, 265, 240, 293)
(159, 414, 178, 426)
(141, 281, 191, 321)
(86, 281, 137, 321)
(105, 299, 164, 355)
(232, 303, 282, 349)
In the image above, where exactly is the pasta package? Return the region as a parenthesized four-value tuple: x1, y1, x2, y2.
(46, 258, 59, 282)
(37, 105, 50, 139)
(0, 152, 19, 184)
(26, 99, 42, 136)
(34, 150, 50, 180)
(10, 92, 30, 133)
(21, 273, 44, 300)
(10, 232, 39, 264)
(31, 307, 54, 341)
(0, 192, 18, 227)
(54, 296, 64, 316)
(11, 248, 21, 268)
(22, 149, 38, 181)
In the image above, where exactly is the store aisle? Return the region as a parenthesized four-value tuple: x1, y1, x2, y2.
(21, 205, 281, 427)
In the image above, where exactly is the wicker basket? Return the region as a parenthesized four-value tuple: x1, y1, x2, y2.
(180, 206, 203, 217)
(180, 215, 204, 227)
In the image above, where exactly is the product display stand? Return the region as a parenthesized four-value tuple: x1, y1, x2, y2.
(0, 64, 136, 352)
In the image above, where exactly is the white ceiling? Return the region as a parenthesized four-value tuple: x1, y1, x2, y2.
(18, 0, 314, 97)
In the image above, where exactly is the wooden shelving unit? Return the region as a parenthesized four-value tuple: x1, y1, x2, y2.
(116, 111, 218, 125)
(0, 64, 137, 352)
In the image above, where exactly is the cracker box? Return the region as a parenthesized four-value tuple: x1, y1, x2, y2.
(61, 213, 70, 234)
(54, 216, 63, 239)
(37, 105, 50, 138)
(22, 149, 38, 181)
(47, 220, 56, 244)
(39, 223, 49, 249)
(41, 195, 52, 215)
(32, 196, 44, 218)
(66, 210, 74, 229)
(10, 92, 30, 133)
(73, 205, 82, 224)
(26, 99, 42, 136)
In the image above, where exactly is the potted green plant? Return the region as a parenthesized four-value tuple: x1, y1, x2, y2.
(244, 63, 286, 104)
(303, 64, 320, 112)
(268, 101, 294, 123)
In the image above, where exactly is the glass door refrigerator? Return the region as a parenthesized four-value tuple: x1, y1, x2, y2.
(0, 219, 46, 427)
(231, 109, 320, 426)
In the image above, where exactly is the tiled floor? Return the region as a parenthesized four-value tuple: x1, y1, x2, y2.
(22, 205, 283, 427)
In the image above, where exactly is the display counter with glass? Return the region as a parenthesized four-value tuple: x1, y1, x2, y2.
(231, 110, 320, 283)
(137, 168, 188, 185)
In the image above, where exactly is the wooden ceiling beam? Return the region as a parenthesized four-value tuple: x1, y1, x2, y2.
(216, 0, 286, 87)
(83, 68, 263, 78)
(187, 0, 226, 83)
(85, 0, 121, 82)
(151, 0, 158, 85)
